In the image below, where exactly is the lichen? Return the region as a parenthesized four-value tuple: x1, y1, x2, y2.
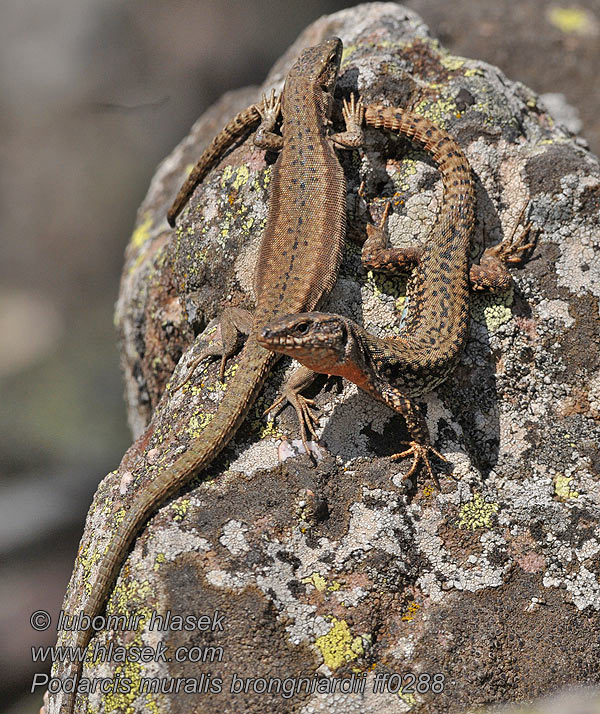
(458, 493, 499, 530)
(554, 475, 579, 500)
(170, 499, 190, 522)
(401, 601, 421, 622)
(412, 90, 458, 128)
(470, 287, 514, 330)
(303, 572, 328, 592)
(258, 419, 284, 441)
(221, 164, 250, 191)
(315, 618, 364, 670)
(130, 213, 153, 251)
(186, 412, 215, 438)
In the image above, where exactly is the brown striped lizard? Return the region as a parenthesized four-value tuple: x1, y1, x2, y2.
(54, 37, 365, 714)
(258, 104, 535, 488)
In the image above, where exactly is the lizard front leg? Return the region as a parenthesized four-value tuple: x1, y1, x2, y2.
(253, 89, 284, 151)
(264, 365, 321, 455)
(258, 309, 453, 489)
(172, 306, 253, 390)
(379, 384, 450, 490)
(330, 94, 365, 149)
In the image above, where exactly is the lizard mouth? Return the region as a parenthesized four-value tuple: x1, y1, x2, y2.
(258, 327, 298, 353)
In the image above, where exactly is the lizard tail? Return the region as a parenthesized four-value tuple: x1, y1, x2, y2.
(167, 103, 262, 227)
(57, 338, 274, 713)
(364, 104, 475, 351)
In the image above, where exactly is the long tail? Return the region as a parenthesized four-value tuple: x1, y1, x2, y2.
(56, 338, 274, 713)
(364, 104, 475, 346)
(167, 103, 262, 226)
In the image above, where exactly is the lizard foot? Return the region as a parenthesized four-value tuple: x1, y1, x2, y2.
(172, 306, 253, 391)
(487, 223, 537, 265)
(331, 93, 365, 149)
(488, 204, 538, 266)
(391, 441, 454, 490)
(264, 392, 321, 456)
(257, 88, 281, 123)
(342, 93, 365, 133)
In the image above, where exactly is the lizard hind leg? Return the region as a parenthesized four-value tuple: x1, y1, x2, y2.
(471, 205, 538, 291)
(361, 200, 424, 274)
(172, 306, 253, 391)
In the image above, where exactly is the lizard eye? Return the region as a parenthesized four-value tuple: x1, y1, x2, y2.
(294, 322, 310, 336)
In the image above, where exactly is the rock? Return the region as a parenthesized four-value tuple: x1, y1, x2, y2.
(52, 3, 600, 713)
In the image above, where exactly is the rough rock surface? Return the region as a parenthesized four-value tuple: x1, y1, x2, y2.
(52, 3, 600, 713)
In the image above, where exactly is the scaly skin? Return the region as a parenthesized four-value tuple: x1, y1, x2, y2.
(167, 103, 262, 227)
(54, 37, 365, 714)
(259, 105, 534, 487)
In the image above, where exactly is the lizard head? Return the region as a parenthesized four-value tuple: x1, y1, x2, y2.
(287, 37, 343, 94)
(259, 311, 354, 377)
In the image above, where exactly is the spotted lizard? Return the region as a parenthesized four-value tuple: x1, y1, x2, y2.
(258, 104, 535, 488)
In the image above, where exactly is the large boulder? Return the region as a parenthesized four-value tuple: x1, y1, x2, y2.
(52, 3, 600, 713)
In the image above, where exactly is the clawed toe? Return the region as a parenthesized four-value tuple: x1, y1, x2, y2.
(342, 93, 365, 125)
(171, 355, 205, 392)
(258, 89, 281, 120)
(490, 202, 538, 266)
(391, 441, 452, 491)
(264, 391, 321, 457)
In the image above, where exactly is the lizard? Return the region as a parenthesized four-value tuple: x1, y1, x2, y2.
(258, 103, 535, 488)
(54, 37, 366, 714)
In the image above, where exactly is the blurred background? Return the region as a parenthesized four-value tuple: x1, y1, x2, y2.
(1, 1, 598, 711)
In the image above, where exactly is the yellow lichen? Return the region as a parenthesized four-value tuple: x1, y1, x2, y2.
(258, 419, 284, 440)
(439, 53, 466, 71)
(421, 483, 435, 499)
(399, 688, 417, 706)
(186, 412, 214, 438)
(554, 475, 579, 500)
(130, 213, 153, 250)
(303, 572, 327, 591)
(315, 618, 364, 670)
(401, 600, 421, 622)
(110, 577, 153, 614)
(98, 596, 156, 713)
(471, 288, 513, 331)
(365, 269, 407, 301)
(171, 499, 190, 522)
(221, 164, 250, 191)
(458, 492, 499, 530)
(412, 94, 458, 128)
